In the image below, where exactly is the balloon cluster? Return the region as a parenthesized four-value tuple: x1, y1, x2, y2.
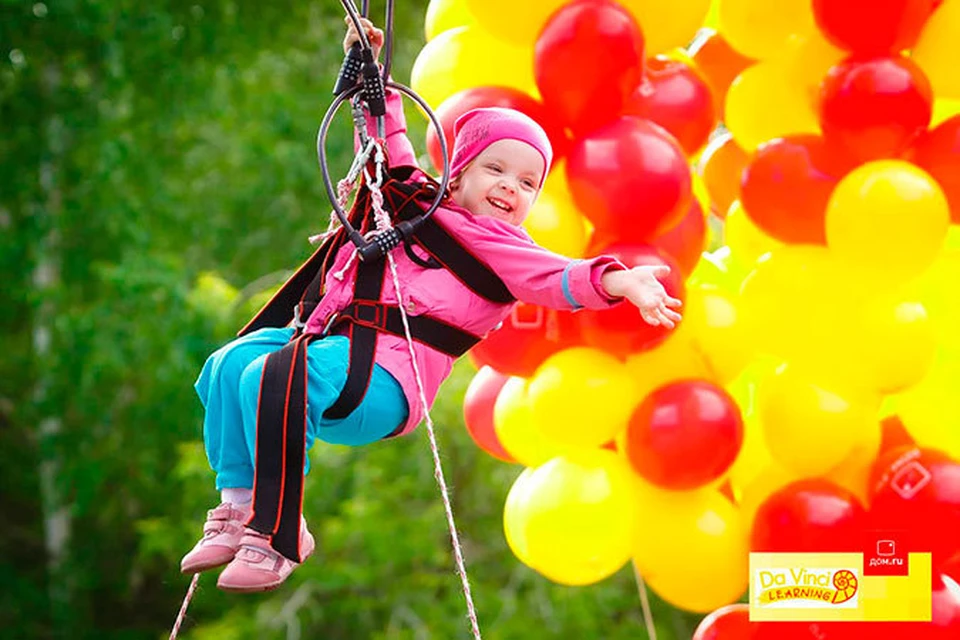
(416, 0, 960, 636)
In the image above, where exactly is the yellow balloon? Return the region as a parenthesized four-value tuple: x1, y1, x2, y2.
(424, 0, 473, 41)
(724, 60, 820, 151)
(528, 348, 638, 450)
(824, 418, 882, 505)
(831, 295, 938, 395)
(692, 171, 713, 216)
(912, 251, 960, 351)
(738, 245, 848, 364)
(777, 32, 846, 113)
(619, 0, 711, 56)
(410, 26, 537, 108)
(825, 161, 950, 285)
(503, 468, 537, 565)
(494, 377, 571, 467)
(704, 0, 721, 30)
(724, 357, 782, 500)
(464, 0, 566, 47)
(717, 0, 816, 60)
(687, 247, 747, 292)
(913, 0, 960, 100)
(737, 462, 801, 527)
(507, 450, 639, 586)
(757, 364, 879, 477)
(624, 330, 713, 402)
(523, 161, 589, 258)
(724, 201, 783, 268)
(684, 285, 753, 384)
(896, 350, 960, 461)
(932, 98, 960, 128)
(633, 482, 749, 613)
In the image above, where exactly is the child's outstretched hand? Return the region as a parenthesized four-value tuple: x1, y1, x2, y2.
(600, 266, 683, 328)
(343, 16, 384, 60)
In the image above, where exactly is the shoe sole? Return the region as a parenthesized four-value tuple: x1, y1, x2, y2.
(180, 556, 235, 575)
(216, 578, 285, 593)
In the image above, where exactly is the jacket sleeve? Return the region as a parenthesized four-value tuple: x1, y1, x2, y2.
(437, 208, 627, 311)
(354, 87, 418, 169)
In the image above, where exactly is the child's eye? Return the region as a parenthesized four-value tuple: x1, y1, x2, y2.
(486, 164, 502, 173)
(521, 179, 536, 189)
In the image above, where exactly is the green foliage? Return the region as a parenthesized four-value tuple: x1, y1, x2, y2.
(2, 0, 703, 638)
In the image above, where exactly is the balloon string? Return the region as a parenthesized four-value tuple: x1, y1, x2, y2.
(632, 560, 658, 640)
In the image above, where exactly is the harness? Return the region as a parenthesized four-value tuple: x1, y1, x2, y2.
(237, 164, 515, 563)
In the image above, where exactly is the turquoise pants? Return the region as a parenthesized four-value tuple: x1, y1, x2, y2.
(195, 327, 409, 490)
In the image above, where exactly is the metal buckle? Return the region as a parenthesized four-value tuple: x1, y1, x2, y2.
(321, 312, 340, 336)
(293, 304, 306, 331)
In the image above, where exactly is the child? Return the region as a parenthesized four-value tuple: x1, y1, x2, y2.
(180, 17, 682, 593)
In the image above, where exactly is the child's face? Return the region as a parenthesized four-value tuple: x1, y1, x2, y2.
(450, 139, 546, 226)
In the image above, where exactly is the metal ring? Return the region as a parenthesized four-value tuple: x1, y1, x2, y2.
(316, 80, 450, 241)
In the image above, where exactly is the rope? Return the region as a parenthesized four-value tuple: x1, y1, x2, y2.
(368, 168, 483, 640)
(169, 572, 200, 640)
(632, 561, 658, 640)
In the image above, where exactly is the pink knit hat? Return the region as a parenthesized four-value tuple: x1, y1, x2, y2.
(449, 107, 554, 189)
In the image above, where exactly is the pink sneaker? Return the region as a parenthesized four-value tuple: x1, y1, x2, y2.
(180, 503, 250, 574)
(216, 521, 315, 593)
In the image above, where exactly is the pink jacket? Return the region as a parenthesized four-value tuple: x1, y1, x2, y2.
(303, 90, 626, 435)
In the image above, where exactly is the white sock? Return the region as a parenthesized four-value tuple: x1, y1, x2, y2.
(221, 487, 253, 506)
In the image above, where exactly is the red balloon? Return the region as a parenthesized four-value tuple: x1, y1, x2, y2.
(625, 380, 744, 491)
(906, 115, 960, 224)
(534, 0, 645, 135)
(424, 86, 570, 174)
(462, 366, 514, 463)
(740, 135, 858, 244)
(813, 0, 939, 55)
(589, 197, 706, 278)
(819, 56, 933, 162)
(567, 117, 692, 242)
(575, 243, 685, 357)
(869, 447, 960, 567)
(693, 604, 758, 640)
(754, 621, 856, 640)
(690, 32, 756, 121)
(469, 302, 582, 378)
(651, 196, 707, 277)
(751, 479, 868, 553)
(626, 55, 718, 155)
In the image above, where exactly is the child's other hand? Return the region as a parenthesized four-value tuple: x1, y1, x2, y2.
(343, 16, 384, 60)
(601, 265, 683, 329)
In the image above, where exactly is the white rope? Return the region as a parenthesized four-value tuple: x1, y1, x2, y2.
(367, 169, 483, 640)
(169, 573, 200, 639)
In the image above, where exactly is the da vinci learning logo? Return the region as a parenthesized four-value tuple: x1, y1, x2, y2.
(754, 566, 860, 609)
(749, 553, 866, 620)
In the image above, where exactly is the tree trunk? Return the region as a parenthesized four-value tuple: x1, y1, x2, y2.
(35, 60, 72, 633)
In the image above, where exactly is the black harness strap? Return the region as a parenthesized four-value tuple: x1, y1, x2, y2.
(322, 248, 386, 420)
(335, 301, 482, 355)
(385, 180, 514, 305)
(248, 334, 311, 562)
